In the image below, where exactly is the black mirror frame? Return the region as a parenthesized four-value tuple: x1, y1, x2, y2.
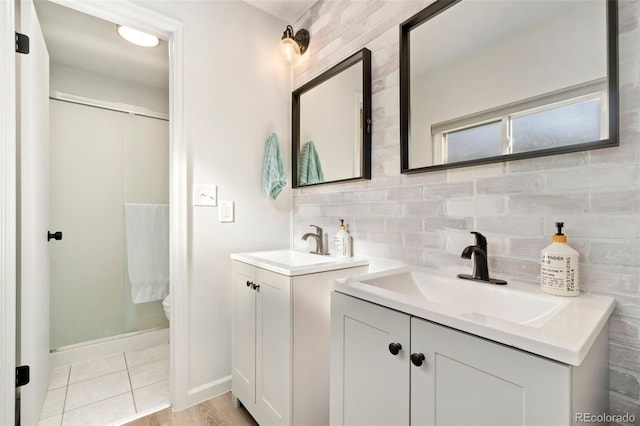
(292, 48, 372, 188)
(399, 0, 619, 174)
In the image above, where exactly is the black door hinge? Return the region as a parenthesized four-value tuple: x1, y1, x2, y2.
(15, 366, 29, 387)
(15, 32, 29, 54)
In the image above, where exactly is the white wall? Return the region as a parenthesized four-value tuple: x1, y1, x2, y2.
(136, 0, 292, 405)
(50, 62, 169, 114)
(292, 0, 640, 418)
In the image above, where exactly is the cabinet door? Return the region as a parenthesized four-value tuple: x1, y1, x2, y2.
(232, 261, 257, 405)
(331, 292, 411, 426)
(256, 268, 292, 425)
(410, 318, 571, 426)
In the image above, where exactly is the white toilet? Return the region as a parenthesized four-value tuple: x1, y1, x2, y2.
(162, 294, 170, 321)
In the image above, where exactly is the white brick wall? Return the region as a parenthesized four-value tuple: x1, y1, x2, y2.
(293, 0, 640, 420)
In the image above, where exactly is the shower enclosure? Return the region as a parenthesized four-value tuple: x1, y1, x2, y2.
(48, 98, 169, 349)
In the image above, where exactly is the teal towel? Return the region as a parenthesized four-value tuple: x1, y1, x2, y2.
(299, 141, 324, 185)
(262, 133, 287, 200)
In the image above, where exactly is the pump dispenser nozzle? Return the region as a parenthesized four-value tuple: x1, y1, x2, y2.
(552, 222, 567, 243)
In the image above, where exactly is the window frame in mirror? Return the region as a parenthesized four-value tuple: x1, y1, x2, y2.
(292, 48, 372, 188)
(399, 0, 619, 174)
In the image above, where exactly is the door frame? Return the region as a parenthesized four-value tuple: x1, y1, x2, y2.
(0, 0, 190, 420)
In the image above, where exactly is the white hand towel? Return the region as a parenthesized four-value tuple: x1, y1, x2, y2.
(124, 204, 169, 304)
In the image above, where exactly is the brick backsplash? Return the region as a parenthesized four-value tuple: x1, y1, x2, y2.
(293, 0, 640, 419)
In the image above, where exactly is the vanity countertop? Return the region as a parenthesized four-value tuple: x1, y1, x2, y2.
(333, 264, 615, 366)
(230, 249, 369, 277)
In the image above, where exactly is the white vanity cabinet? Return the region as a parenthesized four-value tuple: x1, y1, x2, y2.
(231, 252, 368, 426)
(331, 292, 609, 426)
(233, 261, 290, 425)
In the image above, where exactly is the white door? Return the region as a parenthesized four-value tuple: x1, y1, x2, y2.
(232, 261, 257, 405)
(255, 269, 291, 426)
(0, 3, 17, 425)
(17, 0, 50, 424)
(330, 292, 410, 426)
(410, 317, 570, 426)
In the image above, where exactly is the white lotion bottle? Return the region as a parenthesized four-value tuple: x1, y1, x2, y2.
(334, 219, 352, 258)
(541, 222, 579, 296)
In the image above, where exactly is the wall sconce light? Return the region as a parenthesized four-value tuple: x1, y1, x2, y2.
(281, 25, 310, 62)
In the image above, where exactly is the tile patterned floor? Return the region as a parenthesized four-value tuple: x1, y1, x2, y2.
(38, 343, 170, 426)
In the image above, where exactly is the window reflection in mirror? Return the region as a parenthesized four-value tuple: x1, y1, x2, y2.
(292, 48, 371, 187)
(400, 0, 618, 173)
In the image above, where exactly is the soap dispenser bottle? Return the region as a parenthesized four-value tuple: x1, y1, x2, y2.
(540, 222, 579, 296)
(334, 219, 352, 258)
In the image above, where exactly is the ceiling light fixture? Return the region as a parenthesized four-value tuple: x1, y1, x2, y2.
(116, 25, 159, 48)
(280, 25, 310, 62)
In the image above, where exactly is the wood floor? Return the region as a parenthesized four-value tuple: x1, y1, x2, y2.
(124, 392, 257, 426)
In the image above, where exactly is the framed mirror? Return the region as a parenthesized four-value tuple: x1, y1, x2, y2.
(400, 0, 618, 173)
(292, 48, 372, 187)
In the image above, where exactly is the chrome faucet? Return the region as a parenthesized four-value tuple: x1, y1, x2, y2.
(457, 231, 507, 285)
(302, 225, 327, 255)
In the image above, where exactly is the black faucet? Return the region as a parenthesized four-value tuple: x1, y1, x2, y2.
(457, 231, 507, 285)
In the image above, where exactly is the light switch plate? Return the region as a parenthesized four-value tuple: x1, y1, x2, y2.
(193, 184, 217, 207)
(219, 200, 234, 223)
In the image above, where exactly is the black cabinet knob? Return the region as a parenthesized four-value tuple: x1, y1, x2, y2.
(246, 281, 260, 291)
(411, 353, 425, 367)
(388, 342, 402, 356)
(47, 231, 62, 241)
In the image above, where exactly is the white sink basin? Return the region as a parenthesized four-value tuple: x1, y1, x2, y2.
(360, 270, 566, 327)
(243, 249, 338, 266)
(334, 265, 615, 366)
(230, 249, 369, 276)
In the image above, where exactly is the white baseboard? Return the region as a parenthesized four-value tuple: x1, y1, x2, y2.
(186, 375, 232, 409)
(50, 327, 170, 368)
